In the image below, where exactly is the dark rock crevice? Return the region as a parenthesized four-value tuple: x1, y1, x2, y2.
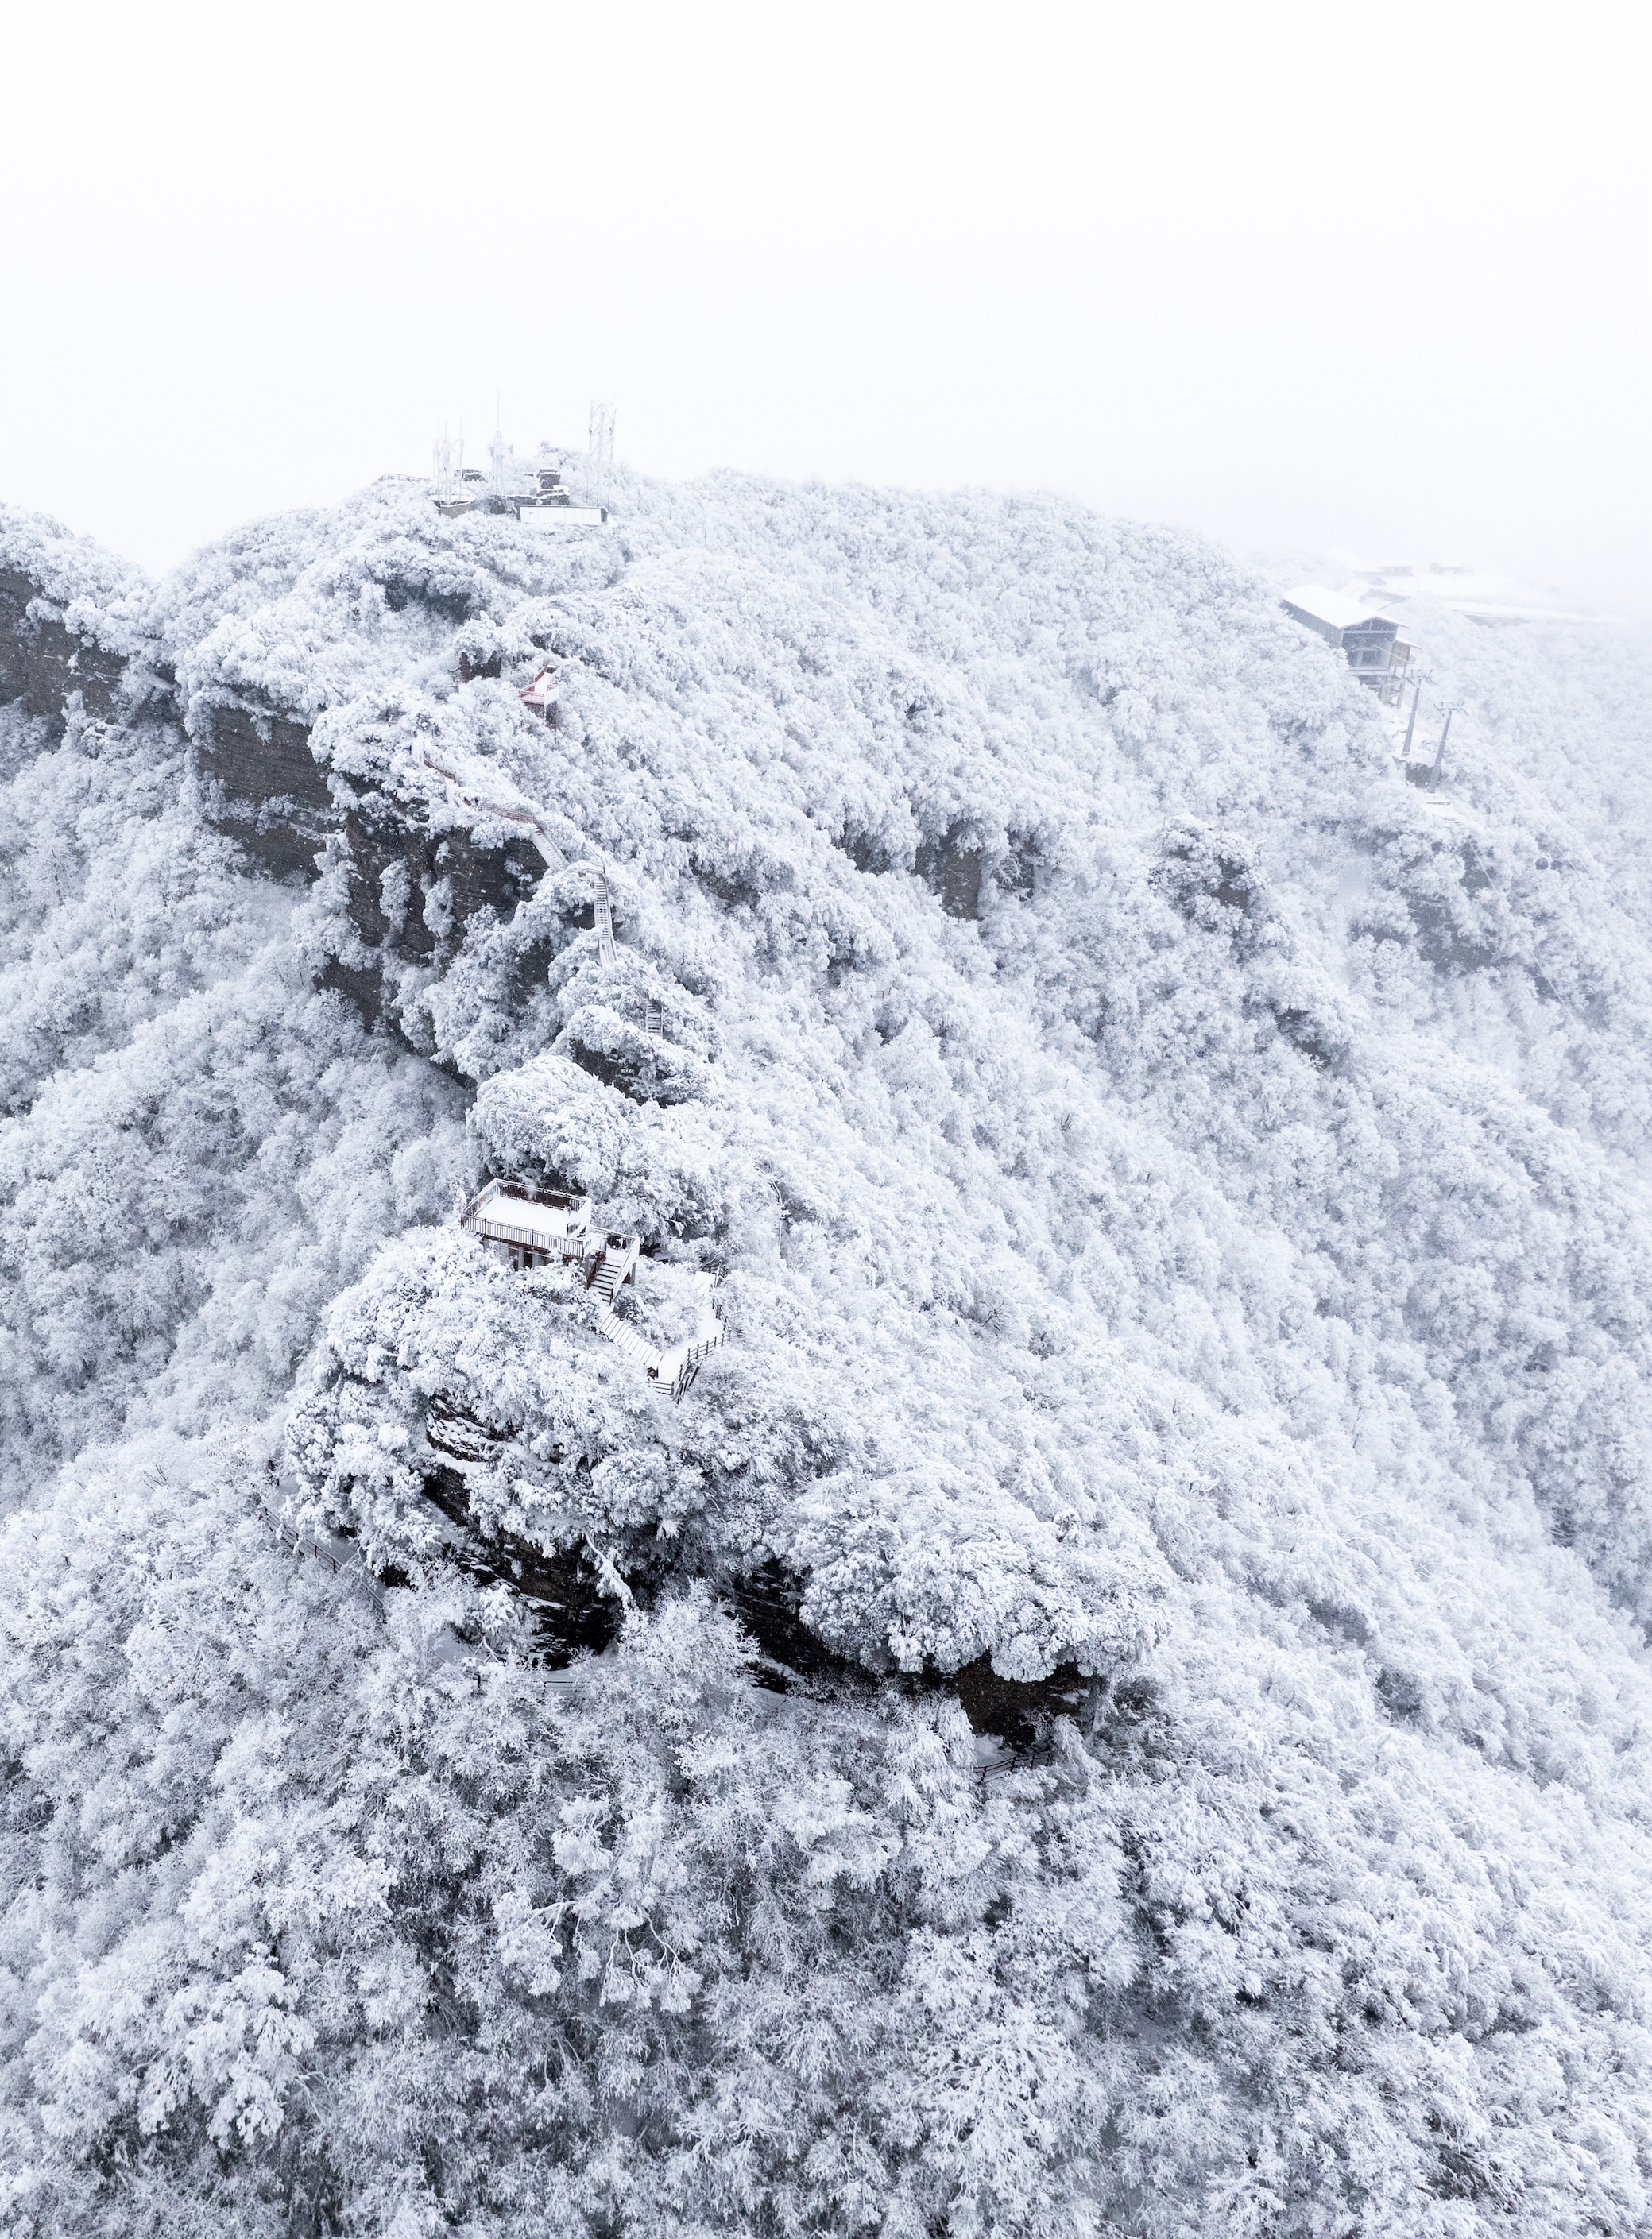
(915, 821, 984, 922)
(419, 1461, 624, 1665)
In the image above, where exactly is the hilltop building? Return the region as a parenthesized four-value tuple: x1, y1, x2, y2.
(431, 431, 608, 529)
(1281, 584, 1412, 705)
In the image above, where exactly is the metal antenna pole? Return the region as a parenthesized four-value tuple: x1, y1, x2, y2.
(1430, 708, 1454, 791)
(587, 398, 615, 510)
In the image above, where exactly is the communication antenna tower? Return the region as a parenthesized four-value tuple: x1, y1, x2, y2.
(587, 398, 616, 510)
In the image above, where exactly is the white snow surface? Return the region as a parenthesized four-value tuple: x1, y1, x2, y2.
(1279, 582, 1387, 631)
(3, 474, 1652, 2233)
(466, 1185, 587, 1250)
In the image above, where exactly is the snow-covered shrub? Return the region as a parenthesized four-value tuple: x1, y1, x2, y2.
(471, 1050, 637, 1198)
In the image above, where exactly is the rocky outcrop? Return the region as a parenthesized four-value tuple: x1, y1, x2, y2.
(1, 530, 545, 1028)
(322, 780, 547, 1029)
(729, 1556, 1101, 1754)
(0, 567, 130, 733)
(340, 789, 545, 950)
(420, 1455, 622, 1666)
(192, 698, 341, 882)
(915, 819, 984, 921)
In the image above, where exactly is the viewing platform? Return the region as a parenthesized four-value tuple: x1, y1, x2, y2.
(460, 1180, 594, 1271)
(458, 1181, 722, 1401)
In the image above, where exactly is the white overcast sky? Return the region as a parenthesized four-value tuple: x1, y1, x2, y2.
(2, 1, 1646, 608)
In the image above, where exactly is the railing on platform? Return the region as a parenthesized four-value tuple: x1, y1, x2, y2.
(460, 1189, 725, 1404)
(594, 1270, 726, 1403)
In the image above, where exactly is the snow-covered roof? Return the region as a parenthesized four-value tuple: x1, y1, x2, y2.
(1281, 584, 1389, 632)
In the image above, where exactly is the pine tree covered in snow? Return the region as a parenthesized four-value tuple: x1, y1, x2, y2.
(2, 474, 1652, 2234)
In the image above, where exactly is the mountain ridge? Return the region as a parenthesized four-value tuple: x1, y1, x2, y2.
(3, 472, 1652, 2234)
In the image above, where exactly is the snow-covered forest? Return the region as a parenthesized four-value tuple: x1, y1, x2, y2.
(4, 468, 1652, 2237)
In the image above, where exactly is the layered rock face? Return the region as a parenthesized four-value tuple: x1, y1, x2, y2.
(0, 510, 547, 1029)
(0, 566, 129, 728)
(189, 698, 338, 881)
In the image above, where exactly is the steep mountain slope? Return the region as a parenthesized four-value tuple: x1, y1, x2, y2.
(3, 478, 1652, 2237)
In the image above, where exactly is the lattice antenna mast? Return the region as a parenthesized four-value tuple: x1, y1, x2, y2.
(587, 398, 616, 510)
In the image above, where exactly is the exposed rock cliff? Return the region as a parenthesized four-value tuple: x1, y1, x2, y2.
(0, 504, 548, 1033)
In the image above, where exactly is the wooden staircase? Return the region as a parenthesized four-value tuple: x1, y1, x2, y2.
(593, 1270, 726, 1402)
(585, 1232, 640, 1305)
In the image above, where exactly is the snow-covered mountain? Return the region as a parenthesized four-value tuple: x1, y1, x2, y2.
(4, 470, 1652, 2236)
